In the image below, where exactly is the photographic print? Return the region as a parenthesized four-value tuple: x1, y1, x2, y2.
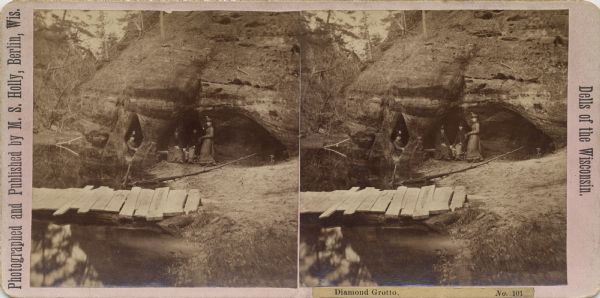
(31, 10, 299, 287)
(5, 1, 600, 296)
(299, 10, 568, 286)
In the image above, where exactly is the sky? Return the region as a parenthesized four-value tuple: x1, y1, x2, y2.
(305, 11, 396, 59)
(40, 10, 129, 57)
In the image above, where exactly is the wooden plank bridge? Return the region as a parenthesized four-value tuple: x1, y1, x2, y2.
(33, 186, 202, 221)
(300, 185, 467, 220)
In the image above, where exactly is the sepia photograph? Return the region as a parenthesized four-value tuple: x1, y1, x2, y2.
(299, 10, 568, 286)
(3, 0, 600, 297)
(31, 10, 299, 287)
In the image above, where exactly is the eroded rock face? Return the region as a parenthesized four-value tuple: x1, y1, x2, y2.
(74, 11, 300, 162)
(345, 10, 567, 166)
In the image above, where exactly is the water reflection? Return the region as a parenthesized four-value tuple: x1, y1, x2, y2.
(300, 225, 464, 286)
(31, 220, 198, 287)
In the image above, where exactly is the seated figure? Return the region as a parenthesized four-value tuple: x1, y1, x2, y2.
(434, 126, 452, 160)
(167, 130, 186, 163)
(451, 124, 467, 160)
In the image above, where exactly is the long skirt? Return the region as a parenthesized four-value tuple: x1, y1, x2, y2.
(198, 138, 216, 165)
(465, 134, 483, 161)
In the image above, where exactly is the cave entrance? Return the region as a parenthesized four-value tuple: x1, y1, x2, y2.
(473, 106, 555, 159)
(205, 111, 288, 164)
(156, 112, 203, 151)
(158, 110, 288, 165)
(390, 113, 410, 147)
(425, 106, 555, 160)
(124, 113, 143, 147)
(424, 107, 469, 150)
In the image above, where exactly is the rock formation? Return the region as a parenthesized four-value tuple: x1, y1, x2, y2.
(72, 11, 301, 163)
(345, 10, 568, 167)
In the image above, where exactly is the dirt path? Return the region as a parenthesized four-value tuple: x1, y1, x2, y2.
(148, 158, 298, 287)
(420, 149, 567, 285)
(422, 149, 566, 225)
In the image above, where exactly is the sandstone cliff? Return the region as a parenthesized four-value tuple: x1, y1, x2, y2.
(345, 10, 567, 164)
(71, 11, 300, 161)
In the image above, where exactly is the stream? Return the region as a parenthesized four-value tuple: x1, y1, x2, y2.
(31, 144, 198, 287)
(300, 225, 466, 286)
(31, 220, 199, 287)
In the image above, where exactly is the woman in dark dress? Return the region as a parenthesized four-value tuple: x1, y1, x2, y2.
(167, 130, 185, 163)
(434, 126, 452, 160)
(452, 124, 467, 160)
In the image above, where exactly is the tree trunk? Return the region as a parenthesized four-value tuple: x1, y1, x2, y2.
(422, 10, 427, 38)
(401, 11, 407, 35)
(103, 38, 109, 60)
(139, 11, 144, 37)
(362, 12, 373, 61)
(159, 11, 165, 40)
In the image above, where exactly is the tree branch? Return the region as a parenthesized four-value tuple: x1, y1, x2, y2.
(55, 144, 80, 157)
(323, 147, 347, 158)
(56, 136, 82, 146)
(130, 153, 257, 186)
(400, 146, 524, 185)
(323, 138, 350, 148)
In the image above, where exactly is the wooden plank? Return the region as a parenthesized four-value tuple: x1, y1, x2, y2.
(53, 188, 83, 216)
(69, 186, 94, 210)
(413, 185, 436, 219)
(32, 188, 43, 209)
(163, 189, 187, 216)
(146, 187, 169, 221)
(450, 186, 467, 211)
(429, 186, 454, 214)
(385, 186, 408, 218)
(184, 189, 201, 214)
(312, 192, 341, 213)
(52, 188, 79, 212)
(38, 188, 58, 210)
(300, 192, 320, 213)
(344, 188, 375, 215)
(319, 191, 354, 219)
(337, 189, 361, 211)
(119, 187, 142, 219)
(78, 187, 111, 214)
(400, 188, 421, 217)
(32, 188, 51, 210)
(370, 190, 394, 213)
(35, 188, 62, 210)
(134, 189, 155, 219)
(90, 188, 115, 211)
(356, 189, 382, 212)
(104, 190, 129, 213)
(299, 192, 314, 213)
